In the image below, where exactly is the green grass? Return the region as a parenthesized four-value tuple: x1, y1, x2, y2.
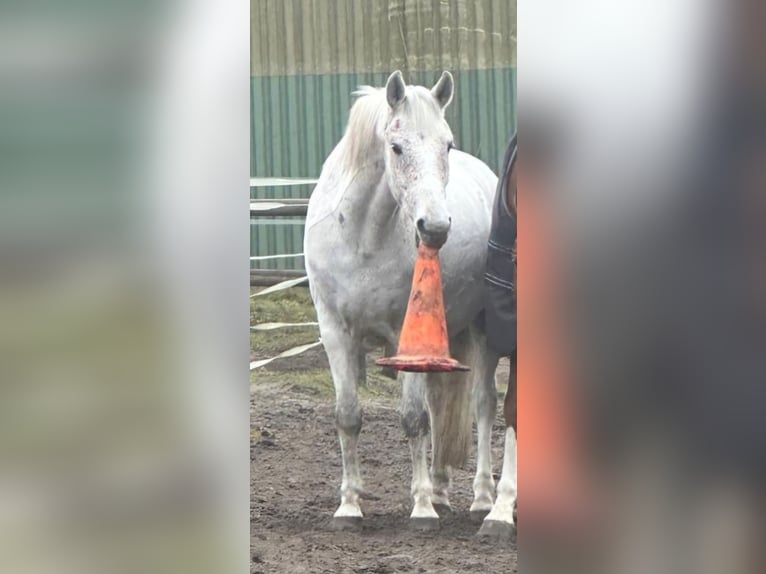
(250, 286, 318, 356)
(250, 287, 401, 400)
(251, 367, 400, 401)
(250, 286, 316, 323)
(250, 368, 334, 398)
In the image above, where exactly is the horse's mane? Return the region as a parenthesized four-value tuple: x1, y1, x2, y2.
(340, 86, 388, 174)
(337, 84, 443, 176)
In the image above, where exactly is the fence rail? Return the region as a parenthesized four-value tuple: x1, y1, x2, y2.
(250, 269, 308, 287)
(251, 179, 313, 286)
(250, 199, 310, 217)
(250, 177, 318, 188)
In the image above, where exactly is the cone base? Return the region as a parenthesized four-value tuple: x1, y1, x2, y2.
(376, 355, 470, 373)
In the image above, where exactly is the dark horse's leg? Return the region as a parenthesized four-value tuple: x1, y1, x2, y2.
(478, 350, 517, 539)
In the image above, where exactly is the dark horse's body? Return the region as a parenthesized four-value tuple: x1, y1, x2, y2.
(477, 134, 518, 538)
(486, 134, 517, 434)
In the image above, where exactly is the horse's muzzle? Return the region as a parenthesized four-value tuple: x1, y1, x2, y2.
(416, 216, 451, 249)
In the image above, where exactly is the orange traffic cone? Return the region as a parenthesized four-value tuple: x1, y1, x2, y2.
(376, 243, 470, 373)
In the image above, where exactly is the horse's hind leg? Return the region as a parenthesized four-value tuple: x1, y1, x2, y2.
(400, 372, 439, 529)
(470, 331, 501, 516)
(479, 351, 517, 539)
(320, 320, 365, 529)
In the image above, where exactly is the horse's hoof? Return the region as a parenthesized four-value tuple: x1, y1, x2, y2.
(330, 516, 363, 531)
(433, 502, 455, 516)
(470, 509, 490, 522)
(477, 519, 516, 541)
(410, 516, 440, 531)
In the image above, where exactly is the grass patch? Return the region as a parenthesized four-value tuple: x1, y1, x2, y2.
(250, 286, 402, 402)
(252, 369, 335, 398)
(251, 364, 401, 402)
(359, 369, 401, 399)
(250, 286, 315, 323)
(250, 286, 319, 357)
(250, 327, 318, 357)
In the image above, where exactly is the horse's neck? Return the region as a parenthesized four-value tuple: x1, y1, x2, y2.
(339, 152, 404, 252)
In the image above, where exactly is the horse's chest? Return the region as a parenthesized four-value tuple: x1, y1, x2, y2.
(319, 250, 482, 343)
(344, 261, 411, 318)
(308, 220, 487, 342)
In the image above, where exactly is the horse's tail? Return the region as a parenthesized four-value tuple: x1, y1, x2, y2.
(427, 370, 473, 470)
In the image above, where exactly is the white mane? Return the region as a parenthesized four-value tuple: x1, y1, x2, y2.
(340, 86, 388, 174)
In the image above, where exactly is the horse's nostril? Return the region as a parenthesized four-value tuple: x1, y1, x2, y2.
(416, 218, 426, 232)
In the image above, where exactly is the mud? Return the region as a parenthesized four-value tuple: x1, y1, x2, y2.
(251, 376, 517, 573)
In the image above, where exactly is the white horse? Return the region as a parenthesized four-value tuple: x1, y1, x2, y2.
(304, 71, 517, 535)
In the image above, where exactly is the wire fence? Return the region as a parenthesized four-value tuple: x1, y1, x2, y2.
(251, 178, 320, 370)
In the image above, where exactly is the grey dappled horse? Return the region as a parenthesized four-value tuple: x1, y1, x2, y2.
(305, 71, 516, 535)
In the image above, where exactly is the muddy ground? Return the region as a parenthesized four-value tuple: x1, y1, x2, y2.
(251, 288, 517, 573)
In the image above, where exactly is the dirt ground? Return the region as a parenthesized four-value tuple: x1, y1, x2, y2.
(251, 288, 517, 573)
(250, 368, 517, 574)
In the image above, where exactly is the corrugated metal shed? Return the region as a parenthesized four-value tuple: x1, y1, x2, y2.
(251, 0, 516, 270)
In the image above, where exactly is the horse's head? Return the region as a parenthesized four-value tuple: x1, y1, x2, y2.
(382, 71, 455, 248)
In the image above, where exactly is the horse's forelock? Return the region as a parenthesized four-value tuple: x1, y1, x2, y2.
(356, 86, 441, 131)
(402, 86, 442, 120)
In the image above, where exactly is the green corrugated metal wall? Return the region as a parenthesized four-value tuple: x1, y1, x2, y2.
(251, 0, 517, 270)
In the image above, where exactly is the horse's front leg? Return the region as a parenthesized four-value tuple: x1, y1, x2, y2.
(321, 322, 365, 530)
(400, 372, 440, 530)
(479, 360, 517, 539)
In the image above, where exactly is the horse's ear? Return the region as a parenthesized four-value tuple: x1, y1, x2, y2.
(386, 71, 406, 110)
(431, 71, 454, 109)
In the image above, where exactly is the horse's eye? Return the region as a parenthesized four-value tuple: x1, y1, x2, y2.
(391, 143, 403, 156)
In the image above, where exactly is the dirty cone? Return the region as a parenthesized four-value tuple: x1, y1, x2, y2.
(376, 243, 470, 373)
